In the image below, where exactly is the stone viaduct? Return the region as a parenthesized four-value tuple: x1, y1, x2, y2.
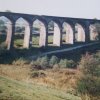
(0, 12, 100, 50)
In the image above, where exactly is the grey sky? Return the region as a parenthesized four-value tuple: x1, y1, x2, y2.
(0, 0, 100, 19)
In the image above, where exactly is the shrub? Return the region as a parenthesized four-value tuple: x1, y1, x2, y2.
(40, 56, 49, 69)
(30, 58, 41, 67)
(49, 56, 59, 67)
(66, 60, 76, 68)
(59, 59, 76, 68)
(30, 56, 49, 70)
(77, 53, 100, 96)
(30, 71, 46, 78)
(52, 64, 60, 71)
(36, 57, 42, 64)
(30, 60, 42, 70)
(30, 71, 39, 78)
(12, 58, 29, 66)
(94, 51, 100, 62)
(59, 59, 67, 68)
(79, 53, 100, 77)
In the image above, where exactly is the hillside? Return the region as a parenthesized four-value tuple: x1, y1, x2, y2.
(0, 76, 81, 100)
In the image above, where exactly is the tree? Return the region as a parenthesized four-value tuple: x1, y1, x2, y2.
(77, 53, 100, 96)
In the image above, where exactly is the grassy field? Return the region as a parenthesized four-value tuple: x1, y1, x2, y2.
(0, 63, 81, 100)
(0, 76, 81, 100)
(0, 52, 100, 100)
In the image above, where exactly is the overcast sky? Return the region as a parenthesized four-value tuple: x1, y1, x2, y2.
(0, 0, 100, 19)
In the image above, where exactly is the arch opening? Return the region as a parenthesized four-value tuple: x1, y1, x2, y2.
(62, 22, 74, 44)
(89, 23, 100, 41)
(14, 17, 30, 49)
(0, 16, 12, 50)
(75, 23, 85, 42)
(32, 19, 47, 47)
(48, 21, 61, 46)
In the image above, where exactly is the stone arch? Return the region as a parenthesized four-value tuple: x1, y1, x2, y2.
(32, 19, 47, 47)
(15, 17, 30, 48)
(62, 22, 74, 44)
(0, 16, 12, 50)
(89, 23, 99, 41)
(75, 23, 85, 42)
(48, 20, 61, 46)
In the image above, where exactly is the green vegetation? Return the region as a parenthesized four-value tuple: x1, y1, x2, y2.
(0, 76, 81, 100)
(0, 51, 100, 100)
(77, 52, 100, 99)
(59, 59, 76, 68)
(30, 56, 76, 70)
(0, 21, 100, 100)
(12, 57, 29, 66)
(49, 56, 59, 67)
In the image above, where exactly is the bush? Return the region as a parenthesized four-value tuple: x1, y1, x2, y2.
(77, 53, 100, 96)
(40, 56, 49, 69)
(30, 58, 41, 67)
(52, 64, 60, 71)
(30, 71, 46, 78)
(66, 60, 76, 68)
(30, 60, 42, 70)
(59, 59, 76, 68)
(94, 51, 100, 62)
(30, 56, 49, 70)
(30, 56, 76, 70)
(12, 58, 29, 66)
(49, 56, 59, 67)
(30, 71, 39, 78)
(59, 59, 67, 68)
(79, 53, 100, 77)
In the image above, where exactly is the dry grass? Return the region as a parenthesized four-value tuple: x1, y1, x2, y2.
(0, 64, 30, 81)
(0, 76, 81, 100)
(0, 63, 99, 100)
(31, 68, 78, 92)
(0, 63, 78, 92)
(1, 61, 99, 99)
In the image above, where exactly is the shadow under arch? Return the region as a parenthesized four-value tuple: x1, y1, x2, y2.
(75, 23, 85, 42)
(89, 23, 100, 41)
(0, 16, 12, 50)
(48, 20, 62, 46)
(62, 22, 74, 44)
(15, 17, 30, 49)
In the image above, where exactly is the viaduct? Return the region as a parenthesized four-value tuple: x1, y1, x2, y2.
(0, 12, 100, 50)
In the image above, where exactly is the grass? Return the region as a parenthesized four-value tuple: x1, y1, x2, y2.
(0, 64, 78, 91)
(0, 62, 82, 100)
(0, 64, 30, 81)
(0, 75, 81, 100)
